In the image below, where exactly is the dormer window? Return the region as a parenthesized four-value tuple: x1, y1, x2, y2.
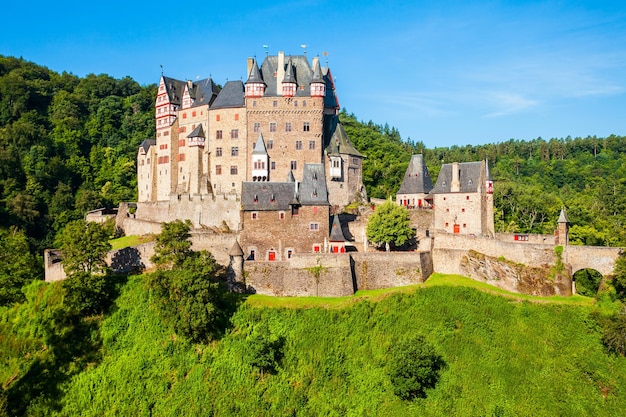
(270, 194, 275, 203)
(253, 194, 258, 203)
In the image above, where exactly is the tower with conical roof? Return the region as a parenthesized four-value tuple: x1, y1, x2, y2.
(251, 132, 269, 181)
(396, 154, 433, 208)
(556, 208, 570, 245)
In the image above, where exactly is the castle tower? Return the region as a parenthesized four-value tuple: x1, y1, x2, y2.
(556, 208, 570, 245)
(228, 240, 245, 291)
(329, 214, 347, 253)
(186, 124, 206, 194)
(282, 59, 297, 97)
(310, 57, 326, 98)
(251, 132, 269, 181)
(245, 58, 265, 98)
(396, 154, 433, 208)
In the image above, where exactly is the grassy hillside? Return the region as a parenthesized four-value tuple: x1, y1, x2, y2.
(3, 275, 624, 416)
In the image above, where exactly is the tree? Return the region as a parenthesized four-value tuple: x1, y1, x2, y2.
(0, 227, 41, 305)
(602, 308, 626, 357)
(56, 219, 111, 276)
(151, 219, 193, 269)
(245, 322, 285, 376)
(366, 201, 414, 251)
(387, 335, 445, 400)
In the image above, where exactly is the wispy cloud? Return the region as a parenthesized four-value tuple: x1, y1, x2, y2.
(482, 92, 539, 118)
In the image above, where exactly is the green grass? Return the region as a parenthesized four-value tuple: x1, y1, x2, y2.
(109, 235, 154, 251)
(246, 273, 595, 309)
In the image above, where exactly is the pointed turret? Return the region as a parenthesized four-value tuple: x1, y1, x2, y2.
(245, 58, 266, 98)
(485, 158, 494, 194)
(329, 215, 347, 253)
(187, 124, 205, 147)
(282, 59, 297, 97)
(556, 208, 570, 246)
(287, 170, 295, 183)
(251, 132, 269, 181)
(558, 208, 570, 224)
(310, 56, 326, 98)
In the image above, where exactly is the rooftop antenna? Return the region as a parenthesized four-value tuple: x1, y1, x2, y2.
(263, 44, 269, 56)
(301, 44, 307, 55)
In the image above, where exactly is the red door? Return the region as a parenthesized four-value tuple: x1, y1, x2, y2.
(453, 224, 460, 234)
(268, 251, 276, 261)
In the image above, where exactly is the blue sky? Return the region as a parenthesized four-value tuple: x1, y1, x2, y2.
(2, 1, 625, 148)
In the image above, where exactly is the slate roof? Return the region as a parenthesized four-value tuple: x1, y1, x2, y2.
(558, 208, 570, 224)
(329, 215, 346, 242)
(162, 76, 186, 105)
(246, 58, 265, 84)
(191, 77, 219, 107)
(397, 154, 433, 194)
(298, 164, 329, 206)
(211, 80, 245, 109)
(282, 59, 296, 83)
(187, 124, 205, 138)
(138, 139, 155, 153)
(258, 54, 338, 108)
(324, 116, 363, 157)
(430, 161, 484, 194)
(228, 240, 244, 256)
(252, 132, 268, 155)
(241, 182, 296, 211)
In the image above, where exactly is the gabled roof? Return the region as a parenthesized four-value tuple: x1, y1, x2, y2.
(241, 182, 296, 211)
(299, 164, 329, 206)
(187, 124, 205, 138)
(329, 215, 346, 242)
(138, 138, 156, 153)
(431, 161, 485, 194)
(397, 154, 433, 195)
(161, 76, 186, 105)
(252, 132, 268, 155)
(191, 77, 219, 107)
(324, 116, 363, 157)
(211, 80, 245, 109)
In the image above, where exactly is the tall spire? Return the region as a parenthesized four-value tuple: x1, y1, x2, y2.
(282, 59, 297, 97)
(245, 58, 265, 97)
(310, 56, 326, 98)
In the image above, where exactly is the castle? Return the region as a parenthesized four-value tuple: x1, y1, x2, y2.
(135, 51, 367, 261)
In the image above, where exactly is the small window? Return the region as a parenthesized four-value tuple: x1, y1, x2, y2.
(231, 129, 239, 139)
(310, 223, 319, 231)
(249, 250, 256, 261)
(286, 249, 293, 258)
(192, 111, 196, 117)
(279, 211, 285, 219)
(230, 166, 238, 175)
(234, 113, 239, 121)
(313, 244, 320, 253)
(296, 141, 302, 150)
(270, 122, 277, 132)
(291, 161, 297, 170)
(273, 101, 278, 107)
(285, 122, 292, 132)
(215, 165, 222, 175)
(303, 122, 310, 132)
(216, 147, 222, 157)
(309, 140, 315, 150)
(267, 140, 273, 149)
(466, 195, 470, 200)
(271, 161, 276, 170)
(445, 222, 449, 227)
(182, 113, 187, 119)
(216, 114, 220, 121)
(462, 208, 465, 213)
(251, 212, 258, 220)
(253, 122, 260, 133)
(216, 130, 223, 139)
(231, 147, 239, 156)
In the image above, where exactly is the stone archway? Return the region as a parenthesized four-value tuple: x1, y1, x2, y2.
(572, 268, 603, 297)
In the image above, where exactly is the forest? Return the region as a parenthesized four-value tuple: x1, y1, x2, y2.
(2, 55, 626, 415)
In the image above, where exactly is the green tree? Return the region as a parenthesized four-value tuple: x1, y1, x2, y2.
(387, 335, 445, 400)
(56, 219, 111, 276)
(62, 271, 114, 315)
(245, 322, 285, 376)
(602, 308, 626, 357)
(0, 227, 41, 305)
(366, 201, 414, 251)
(151, 219, 193, 269)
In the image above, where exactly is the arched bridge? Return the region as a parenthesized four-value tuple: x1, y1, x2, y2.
(564, 245, 623, 276)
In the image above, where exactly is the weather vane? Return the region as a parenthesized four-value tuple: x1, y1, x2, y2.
(263, 45, 269, 56)
(301, 44, 307, 55)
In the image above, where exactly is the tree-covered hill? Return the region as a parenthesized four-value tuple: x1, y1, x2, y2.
(2, 275, 625, 416)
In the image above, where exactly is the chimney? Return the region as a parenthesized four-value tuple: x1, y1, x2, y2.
(277, 51, 285, 95)
(247, 57, 254, 79)
(451, 162, 460, 192)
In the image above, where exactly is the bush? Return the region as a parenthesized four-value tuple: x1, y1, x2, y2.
(63, 271, 115, 315)
(387, 335, 445, 400)
(602, 309, 626, 356)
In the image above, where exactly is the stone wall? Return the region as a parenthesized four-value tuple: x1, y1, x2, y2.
(352, 252, 431, 290)
(133, 195, 241, 231)
(244, 254, 354, 297)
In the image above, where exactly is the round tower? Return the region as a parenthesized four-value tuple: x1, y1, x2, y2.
(228, 240, 245, 291)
